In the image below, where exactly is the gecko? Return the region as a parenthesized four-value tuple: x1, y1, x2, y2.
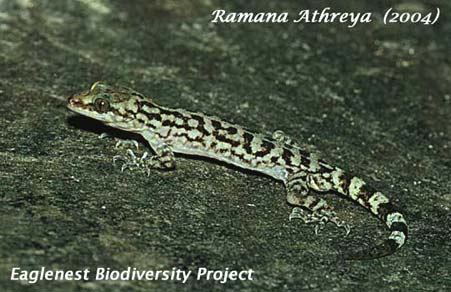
(67, 81, 408, 259)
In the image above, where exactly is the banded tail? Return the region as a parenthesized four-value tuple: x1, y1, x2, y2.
(335, 170, 408, 259)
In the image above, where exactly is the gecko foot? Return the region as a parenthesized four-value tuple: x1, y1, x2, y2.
(289, 207, 351, 236)
(329, 216, 351, 236)
(289, 207, 327, 235)
(113, 148, 174, 175)
(113, 149, 145, 172)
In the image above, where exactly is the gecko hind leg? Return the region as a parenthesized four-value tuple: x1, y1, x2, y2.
(286, 173, 351, 236)
(287, 193, 351, 236)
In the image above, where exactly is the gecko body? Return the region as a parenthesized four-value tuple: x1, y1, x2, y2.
(67, 82, 408, 259)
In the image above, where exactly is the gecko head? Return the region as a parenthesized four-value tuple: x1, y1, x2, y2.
(67, 81, 147, 131)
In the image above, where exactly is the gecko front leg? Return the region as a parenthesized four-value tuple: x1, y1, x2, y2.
(114, 131, 175, 174)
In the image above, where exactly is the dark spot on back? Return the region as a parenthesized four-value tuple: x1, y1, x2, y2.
(140, 101, 156, 109)
(281, 147, 294, 165)
(171, 110, 188, 121)
(190, 114, 210, 136)
(227, 127, 237, 135)
(255, 140, 275, 157)
(215, 133, 240, 147)
(211, 120, 222, 129)
(242, 132, 254, 154)
(190, 114, 205, 125)
(145, 113, 162, 122)
(162, 119, 173, 127)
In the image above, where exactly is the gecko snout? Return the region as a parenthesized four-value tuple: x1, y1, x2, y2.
(67, 95, 83, 108)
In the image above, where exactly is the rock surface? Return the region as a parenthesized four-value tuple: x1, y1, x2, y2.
(0, 0, 450, 291)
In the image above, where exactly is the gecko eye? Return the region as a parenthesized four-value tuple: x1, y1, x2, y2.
(94, 98, 110, 113)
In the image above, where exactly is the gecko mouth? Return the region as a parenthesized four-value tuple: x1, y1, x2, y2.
(67, 97, 101, 121)
(67, 101, 134, 127)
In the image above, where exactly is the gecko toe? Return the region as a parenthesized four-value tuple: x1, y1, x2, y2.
(98, 132, 111, 139)
(289, 207, 308, 222)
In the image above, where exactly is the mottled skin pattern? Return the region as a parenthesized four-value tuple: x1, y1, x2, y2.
(67, 82, 408, 259)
